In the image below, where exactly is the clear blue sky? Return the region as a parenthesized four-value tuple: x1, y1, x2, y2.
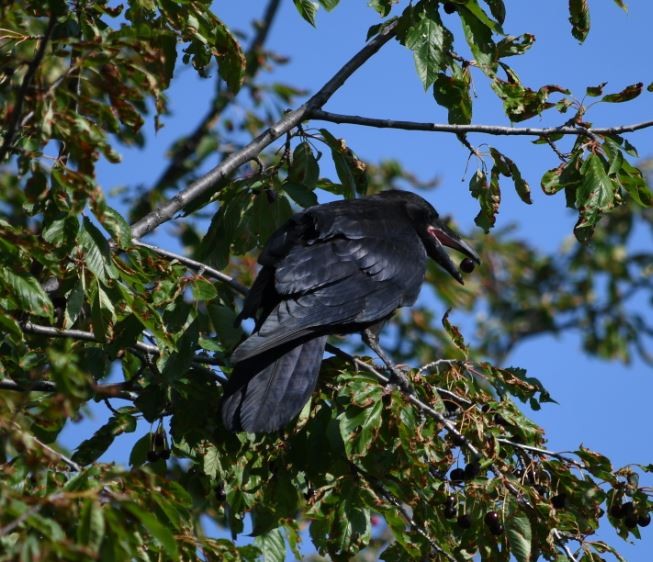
(59, 2, 653, 559)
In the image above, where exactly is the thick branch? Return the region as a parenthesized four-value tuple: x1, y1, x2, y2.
(309, 109, 653, 137)
(0, 12, 57, 161)
(130, 20, 399, 239)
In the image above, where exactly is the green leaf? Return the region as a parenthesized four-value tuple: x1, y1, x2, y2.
(586, 82, 607, 97)
(72, 410, 137, 465)
(124, 502, 179, 558)
(77, 500, 105, 551)
(574, 154, 615, 241)
(459, 5, 497, 73)
(293, 0, 318, 26)
(482, 0, 506, 24)
(497, 33, 535, 58)
(490, 147, 532, 204)
(289, 142, 319, 188)
(506, 511, 532, 562)
(433, 66, 472, 124)
(98, 206, 132, 248)
(191, 277, 218, 301)
(64, 280, 85, 329)
(78, 217, 115, 282)
(369, 0, 393, 17)
(602, 82, 643, 103)
(214, 18, 246, 93)
(402, 4, 453, 90)
(0, 268, 53, 318)
(319, 0, 339, 10)
(469, 169, 500, 231)
(569, 0, 590, 42)
(283, 182, 318, 208)
(253, 528, 286, 562)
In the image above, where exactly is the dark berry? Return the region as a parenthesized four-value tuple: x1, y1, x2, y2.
(146, 450, 159, 463)
(443, 2, 456, 14)
(484, 511, 500, 526)
(214, 483, 226, 501)
(463, 461, 481, 480)
(153, 432, 165, 448)
(638, 513, 651, 527)
(445, 495, 457, 508)
(551, 493, 568, 509)
(609, 503, 623, 518)
(457, 514, 472, 529)
(625, 512, 639, 529)
(621, 502, 635, 517)
(489, 523, 504, 536)
(535, 484, 548, 496)
(450, 468, 465, 483)
(159, 448, 171, 460)
(460, 257, 475, 274)
(444, 504, 457, 519)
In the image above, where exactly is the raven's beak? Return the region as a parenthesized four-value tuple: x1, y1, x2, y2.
(426, 221, 480, 284)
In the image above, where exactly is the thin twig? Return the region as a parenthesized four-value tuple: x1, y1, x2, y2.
(133, 240, 248, 295)
(130, 20, 399, 239)
(497, 439, 585, 469)
(553, 529, 580, 562)
(308, 109, 653, 137)
(20, 321, 221, 365)
(0, 12, 57, 161)
(0, 379, 139, 401)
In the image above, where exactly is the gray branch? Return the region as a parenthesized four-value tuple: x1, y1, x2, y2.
(130, 20, 399, 239)
(309, 109, 653, 137)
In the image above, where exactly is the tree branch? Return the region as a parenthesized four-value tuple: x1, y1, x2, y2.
(20, 321, 221, 366)
(133, 240, 248, 295)
(308, 109, 653, 137)
(149, 0, 282, 193)
(130, 20, 399, 239)
(0, 12, 57, 162)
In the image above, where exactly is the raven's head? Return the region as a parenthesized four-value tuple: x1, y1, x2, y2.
(377, 190, 481, 284)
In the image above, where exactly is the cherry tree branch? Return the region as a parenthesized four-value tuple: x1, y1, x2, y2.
(308, 109, 653, 137)
(150, 0, 282, 192)
(130, 20, 399, 239)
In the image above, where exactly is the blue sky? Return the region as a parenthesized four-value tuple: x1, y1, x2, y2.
(59, 1, 653, 559)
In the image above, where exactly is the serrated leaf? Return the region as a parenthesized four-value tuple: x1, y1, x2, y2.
(459, 5, 497, 72)
(506, 511, 532, 562)
(64, 280, 85, 328)
(0, 268, 53, 318)
(602, 82, 643, 103)
(574, 154, 615, 241)
(293, 0, 318, 26)
(402, 4, 452, 90)
(99, 206, 132, 248)
(78, 217, 114, 283)
(569, 0, 590, 42)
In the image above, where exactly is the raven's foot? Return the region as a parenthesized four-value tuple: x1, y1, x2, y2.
(362, 329, 414, 394)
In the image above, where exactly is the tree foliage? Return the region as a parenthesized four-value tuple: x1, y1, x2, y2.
(1, 1, 652, 561)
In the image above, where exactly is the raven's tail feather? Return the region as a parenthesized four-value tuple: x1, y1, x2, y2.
(220, 336, 328, 433)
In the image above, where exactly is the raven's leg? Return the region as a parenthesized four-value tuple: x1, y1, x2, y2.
(362, 329, 413, 394)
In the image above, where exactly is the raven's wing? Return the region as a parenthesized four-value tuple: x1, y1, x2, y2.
(231, 222, 427, 363)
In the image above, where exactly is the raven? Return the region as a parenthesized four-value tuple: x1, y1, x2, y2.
(220, 190, 480, 433)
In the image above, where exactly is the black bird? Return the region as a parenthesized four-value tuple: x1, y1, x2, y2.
(220, 190, 480, 433)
